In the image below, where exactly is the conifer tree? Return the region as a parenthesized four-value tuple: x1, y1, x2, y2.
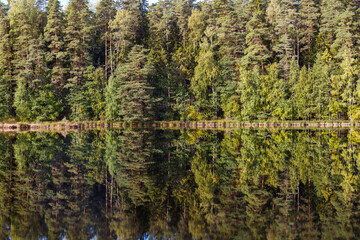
(0, 3, 12, 118)
(217, 0, 246, 120)
(9, 0, 47, 120)
(95, 0, 115, 80)
(292, 66, 314, 119)
(13, 35, 62, 121)
(147, 0, 176, 113)
(332, 6, 357, 120)
(242, 1, 270, 74)
(106, 45, 154, 122)
(64, 0, 92, 120)
(298, 0, 319, 69)
(173, 0, 193, 44)
(83, 66, 106, 120)
(109, 9, 136, 66)
(312, 54, 331, 119)
(320, 0, 344, 45)
(28, 36, 63, 121)
(44, 0, 66, 90)
(272, 0, 298, 79)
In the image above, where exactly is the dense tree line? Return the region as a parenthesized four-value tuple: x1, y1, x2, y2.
(1, 0, 360, 121)
(1, 129, 360, 238)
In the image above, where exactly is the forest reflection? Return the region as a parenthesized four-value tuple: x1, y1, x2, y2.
(1, 128, 360, 239)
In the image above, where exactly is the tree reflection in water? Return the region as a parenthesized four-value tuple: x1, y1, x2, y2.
(0, 129, 359, 239)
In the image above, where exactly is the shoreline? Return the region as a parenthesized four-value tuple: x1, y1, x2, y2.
(0, 120, 359, 132)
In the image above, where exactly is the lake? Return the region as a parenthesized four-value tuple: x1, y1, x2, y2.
(1, 128, 359, 239)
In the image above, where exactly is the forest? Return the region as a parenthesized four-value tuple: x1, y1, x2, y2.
(0, 0, 360, 122)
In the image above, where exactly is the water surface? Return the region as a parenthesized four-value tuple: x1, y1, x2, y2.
(1, 129, 359, 239)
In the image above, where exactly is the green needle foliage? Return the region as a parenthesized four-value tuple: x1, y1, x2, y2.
(106, 45, 154, 122)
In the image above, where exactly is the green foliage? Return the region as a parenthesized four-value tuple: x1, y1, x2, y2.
(106, 45, 154, 122)
(2, 129, 360, 239)
(191, 40, 218, 100)
(1, 0, 360, 121)
(68, 66, 106, 121)
(182, 105, 203, 121)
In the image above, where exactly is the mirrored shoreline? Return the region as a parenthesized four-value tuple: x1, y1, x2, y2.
(1, 129, 359, 239)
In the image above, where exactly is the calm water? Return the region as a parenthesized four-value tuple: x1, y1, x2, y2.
(1, 128, 360, 239)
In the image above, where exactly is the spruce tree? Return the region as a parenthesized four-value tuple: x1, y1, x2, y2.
(173, 0, 193, 45)
(147, 0, 176, 115)
(312, 54, 331, 120)
(28, 36, 63, 121)
(106, 45, 154, 122)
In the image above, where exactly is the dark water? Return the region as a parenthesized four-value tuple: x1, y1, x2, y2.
(1, 128, 360, 239)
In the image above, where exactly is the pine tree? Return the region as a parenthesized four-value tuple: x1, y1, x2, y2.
(148, 0, 174, 52)
(272, 0, 298, 79)
(298, 0, 319, 69)
(95, 0, 115, 81)
(320, 0, 344, 45)
(109, 0, 147, 75)
(106, 45, 154, 122)
(217, 0, 246, 120)
(0, 3, 12, 118)
(332, 6, 357, 120)
(44, 0, 66, 89)
(9, 0, 47, 120)
(242, 1, 270, 74)
(173, 0, 193, 44)
(122, 0, 147, 43)
(109, 9, 136, 66)
(64, 0, 92, 120)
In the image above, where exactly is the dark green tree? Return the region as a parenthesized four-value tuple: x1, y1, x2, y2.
(64, 0, 92, 120)
(299, 0, 319, 69)
(0, 3, 12, 119)
(106, 45, 154, 122)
